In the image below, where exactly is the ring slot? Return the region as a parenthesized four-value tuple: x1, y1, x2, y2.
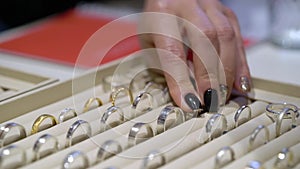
(128, 122, 154, 147)
(109, 87, 133, 107)
(141, 150, 166, 169)
(62, 150, 89, 169)
(58, 108, 77, 123)
(234, 105, 251, 128)
(205, 113, 228, 142)
(248, 125, 270, 152)
(83, 97, 103, 113)
(31, 114, 58, 134)
(33, 134, 59, 160)
(96, 140, 122, 163)
(0, 145, 26, 168)
(65, 120, 91, 148)
(0, 122, 26, 147)
(100, 106, 124, 132)
(156, 105, 185, 134)
(214, 146, 235, 169)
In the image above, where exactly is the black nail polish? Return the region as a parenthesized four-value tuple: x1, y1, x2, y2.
(204, 88, 218, 112)
(184, 93, 201, 110)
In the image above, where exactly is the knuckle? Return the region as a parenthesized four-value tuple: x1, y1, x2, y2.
(217, 26, 235, 41)
(163, 44, 185, 58)
(202, 29, 218, 41)
(224, 7, 236, 18)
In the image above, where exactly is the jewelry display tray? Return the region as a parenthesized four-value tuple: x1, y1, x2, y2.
(0, 66, 58, 103)
(0, 54, 299, 169)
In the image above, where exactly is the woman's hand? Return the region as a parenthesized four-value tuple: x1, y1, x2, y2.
(139, 0, 251, 113)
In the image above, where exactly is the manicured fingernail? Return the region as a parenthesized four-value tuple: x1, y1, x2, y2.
(184, 93, 201, 110)
(204, 88, 218, 112)
(240, 76, 251, 92)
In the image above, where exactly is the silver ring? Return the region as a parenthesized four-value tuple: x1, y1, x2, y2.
(274, 147, 294, 168)
(266, 103, 298, 122)
(65, 120, 91, 148)
(100, 106, 124, 132)
(248, 125, 270, 152)
(128, 122, 154, 147)
(0, 122, 26, 147)
(245, 161, 264, 169)
(58, 108, 77, 123)
(62, 150, 89, 169)
(141, 150, 166, 169)
(157, 105, 185, 134)
(33, 134, 59, 160)
(205, 113, 227, 142)
(219, 84, 229, 106)
(234, 105, 251, 128)
(215, 146, 235, 169)
(143, 82, 162, 93)
(275, 108, 297, 137)
(0, 145, 26, 168)
(96, 140, 122, 163)
(132, 91, 154, 113)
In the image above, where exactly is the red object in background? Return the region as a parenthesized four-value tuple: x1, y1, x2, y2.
(0, 9, 141, 68)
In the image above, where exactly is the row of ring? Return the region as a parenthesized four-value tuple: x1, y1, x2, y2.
(0, 105, 184, 168)
(0, 83, 169, 148)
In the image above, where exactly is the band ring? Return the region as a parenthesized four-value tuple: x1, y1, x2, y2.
(100, 106, 124, 132)
(144, 82, 168, 105)
(205, 113, 227, 142)
(0, 122, 26, 147)
(234, 105, 251, 128)
(248, 125, 270, 152)
(0, 145, 26, 168)
(62, 150, 89, 169)
(142, 150, 166, 169)
(83, 97, 103, 113)
(215, 146, 235, 169)
(58, 108, 77, 123)
(143, 82, 162, 92)
(275, 108, 297, 137)
(31, 114, 58, 134)
(157, 105, 185, 134)
(65, 120, 91, 148)
(109, 87, 133, 107)
(266, 103, 298, 122)
(96, 140, 122, 163)
(128, 122, 154, 147)
(132, 91, 154, 114)
(33, 134, 59, 160)
(274, 147, 294, 168)
(245, 161, 264, 169)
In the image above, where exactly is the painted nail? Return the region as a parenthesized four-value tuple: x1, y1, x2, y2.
(204, 88, 218, 112)
(240, 76, 251, 92)
(184, 93, 201, 110)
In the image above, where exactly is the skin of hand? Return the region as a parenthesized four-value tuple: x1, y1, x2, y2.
(139, 0, 252, 113)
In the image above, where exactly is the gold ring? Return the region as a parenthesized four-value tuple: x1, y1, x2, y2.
(109, 87, 133, 106)
(31, 114, 58, 134)
(83, 97, 103, 113)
